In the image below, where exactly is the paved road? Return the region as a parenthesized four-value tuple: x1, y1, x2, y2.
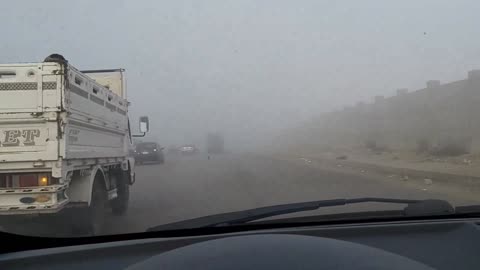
(3, 153, 477, 237)
(103, 153, 479, 235)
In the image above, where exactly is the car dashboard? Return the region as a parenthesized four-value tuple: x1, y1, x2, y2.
(0, 218, 479, 270)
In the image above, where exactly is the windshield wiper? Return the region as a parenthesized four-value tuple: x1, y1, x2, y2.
(147, 198, 455, 232)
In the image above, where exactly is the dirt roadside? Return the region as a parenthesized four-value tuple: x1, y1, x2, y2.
(269, 152, 480, 204)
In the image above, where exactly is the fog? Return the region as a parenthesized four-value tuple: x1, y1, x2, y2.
(2, 0, 480, 152)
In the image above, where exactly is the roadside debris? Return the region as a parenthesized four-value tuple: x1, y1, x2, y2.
(300, 158, 312, 164)
(336, 155, 348, 160)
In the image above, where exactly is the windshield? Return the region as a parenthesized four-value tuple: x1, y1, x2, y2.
(1, 0, 480, 238)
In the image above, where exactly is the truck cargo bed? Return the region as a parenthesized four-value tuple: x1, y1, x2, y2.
(0, 61, 130, 168)
(0, 56, 136, 219)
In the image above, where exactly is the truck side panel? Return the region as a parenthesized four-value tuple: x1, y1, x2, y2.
(64, 121, 126, 159)
(62, 67, 129, 159)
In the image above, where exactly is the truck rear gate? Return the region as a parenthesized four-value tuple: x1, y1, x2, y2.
(0, 64, 62, 162)
(0, 63, 63, 113)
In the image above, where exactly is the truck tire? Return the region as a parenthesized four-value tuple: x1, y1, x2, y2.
(71, 177, 107, 236)
(111, 170, 130, 216)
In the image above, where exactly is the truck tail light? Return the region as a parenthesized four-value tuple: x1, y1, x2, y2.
(39, 175, 49, 186)
(18, 174, 51, 187)
(0, 173, 55, 188)
(0, 175, 7, 188)
(19, 174, 37, 187)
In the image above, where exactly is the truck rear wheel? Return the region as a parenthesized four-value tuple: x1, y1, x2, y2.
(71, 177, 107, 236)
(111, 170, 130, 216)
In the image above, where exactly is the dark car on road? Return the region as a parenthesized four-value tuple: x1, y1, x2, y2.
(135, 142, 165, 164)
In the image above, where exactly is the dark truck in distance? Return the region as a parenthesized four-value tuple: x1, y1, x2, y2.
(134, 142, 165, 164)
(207, 133, 224, 154)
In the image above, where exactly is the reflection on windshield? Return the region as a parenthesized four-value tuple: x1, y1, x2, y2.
(0, 1, 479, 238)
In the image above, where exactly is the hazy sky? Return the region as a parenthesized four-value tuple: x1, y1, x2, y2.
(2, 0, 479, 149)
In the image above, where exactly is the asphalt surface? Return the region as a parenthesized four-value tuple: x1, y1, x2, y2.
(2, 153, 478, 237)
(103, 153, 479, 236)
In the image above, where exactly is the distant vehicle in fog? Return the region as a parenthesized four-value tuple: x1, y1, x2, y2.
(135, 142, 165, 164)
(207, 133, 224, 154)
(179, 144, 198, 155)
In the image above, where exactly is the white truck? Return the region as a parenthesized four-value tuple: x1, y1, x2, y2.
(0, 54, 149, 235)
